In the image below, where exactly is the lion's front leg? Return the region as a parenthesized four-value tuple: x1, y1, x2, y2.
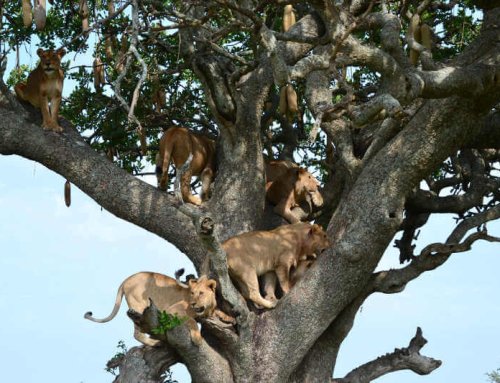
(186, 318, 203, 346)
(40, 95, 53, 131)
(262, 272, 279, 303)
(274, 192, 300, 223)
(275, 264, 292, 295)
(48, 95, 63, 132)
(243, 271, 277, 309)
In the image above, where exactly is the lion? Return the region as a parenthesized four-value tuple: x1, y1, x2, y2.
(156, 127, 216, 205)
(14, 48, 66, 132)
(84, 272, 219, 346)
(223, 222, 330, 309)
(266, 160, 324, 223)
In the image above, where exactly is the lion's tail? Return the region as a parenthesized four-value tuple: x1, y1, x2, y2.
(84, 283, 125, 323)
(156, 128, 178, 188)
(161, 129, 177, 178)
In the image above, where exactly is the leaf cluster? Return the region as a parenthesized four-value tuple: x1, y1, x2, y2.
(0, 1, 486, 181)
(151, 311, 187, 336)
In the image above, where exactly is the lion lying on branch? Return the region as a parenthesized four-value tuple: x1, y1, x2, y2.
(156, 127, 216, 205)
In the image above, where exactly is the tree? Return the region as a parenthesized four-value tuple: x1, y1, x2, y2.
(488, 369, 500, 383)
(1, 1, 499, 382)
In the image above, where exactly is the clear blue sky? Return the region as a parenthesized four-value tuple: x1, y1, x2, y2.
(1, 36, 499, 383)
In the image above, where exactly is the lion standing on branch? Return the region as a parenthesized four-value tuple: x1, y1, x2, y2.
(156, 127, 216, 205)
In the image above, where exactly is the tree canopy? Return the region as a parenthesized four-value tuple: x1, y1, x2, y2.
(0, 1, 499, 382)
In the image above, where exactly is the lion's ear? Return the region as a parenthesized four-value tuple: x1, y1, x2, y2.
(198, 275, 207, 282)
(57, 48, 66, 58)
(188, 278, 198, 288)
(37, 48, 44, 57)
(207, 279, 217, 292)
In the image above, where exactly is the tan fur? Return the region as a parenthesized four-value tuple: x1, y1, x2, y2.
(223, 223, 330, 309)
(266, 160, 324, 223)
(156, 127, 216, 205)
(15, 48, 66, 132)
(85, 272, 218, 346)
(263, 257, 316, 304)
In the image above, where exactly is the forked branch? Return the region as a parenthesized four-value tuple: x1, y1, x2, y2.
(374, 228, 500, 294)
(332, 327, 441, 382)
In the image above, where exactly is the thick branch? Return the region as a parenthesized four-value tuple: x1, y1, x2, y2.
(196, 217, 250, 322)
(419, 64, 500, 99)
(253, 92, 496, 382)
(127, 300, 233, 383)
(0, 104, 207, 269)
(469, 111, 500, 149)
(114, 346, 178, 383)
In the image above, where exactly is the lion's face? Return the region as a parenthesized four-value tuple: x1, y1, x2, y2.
(297, 169, 324, 207)
(37, 48, 66, 75)
(188, 276, 217, 317)
(304, 224, 330, 255)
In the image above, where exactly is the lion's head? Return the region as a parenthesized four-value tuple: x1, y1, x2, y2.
(188, 276, 217, 317)
(302, 224, 330, 256)
(37, 48, 66, 75)
(295, 169, 324, 207)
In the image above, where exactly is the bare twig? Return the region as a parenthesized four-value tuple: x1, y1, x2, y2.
(112, 0, 148, 155)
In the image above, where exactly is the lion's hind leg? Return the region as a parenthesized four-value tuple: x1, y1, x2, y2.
(133, 324, 161, 347)
(14, 82, 28, 101)
(181, 169, 201, 205)
(239, 271, 277, 309)
(275, 263, 293, 294)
